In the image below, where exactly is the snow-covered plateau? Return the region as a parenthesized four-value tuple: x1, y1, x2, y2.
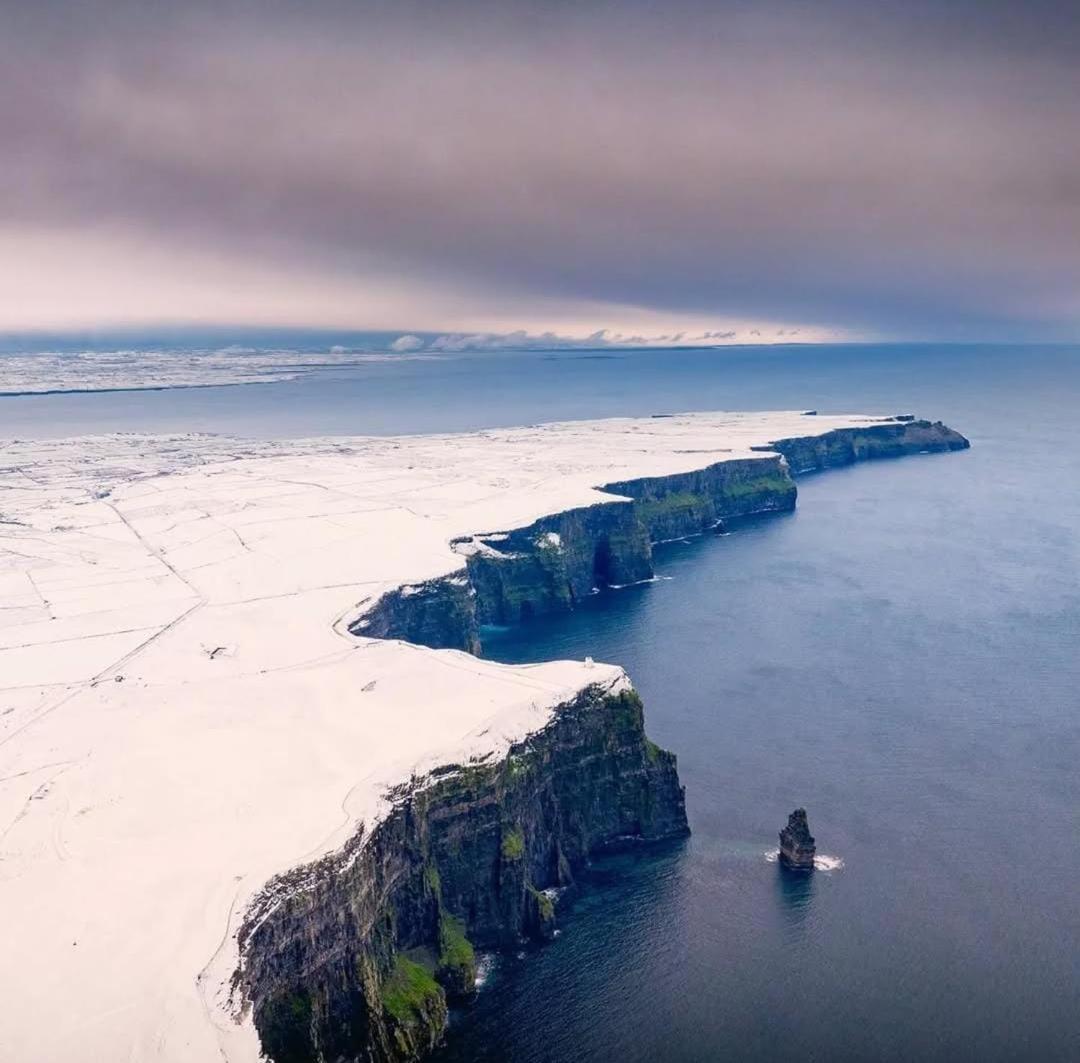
(0, 411, 968, 1061)
(0, 348, 432, 395)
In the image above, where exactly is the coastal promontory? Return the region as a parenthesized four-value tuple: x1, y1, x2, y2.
(0, 411, 967, 1062)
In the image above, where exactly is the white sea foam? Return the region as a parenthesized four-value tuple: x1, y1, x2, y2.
(763, 849, 843, 871)
(813, 854, 844, 872)
(607, 574, 674, 590)
(473, 953, 496, 990)
(0, 409, 897, 1061)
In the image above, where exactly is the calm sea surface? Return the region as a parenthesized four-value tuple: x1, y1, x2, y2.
(4, 344, 1078, 1060)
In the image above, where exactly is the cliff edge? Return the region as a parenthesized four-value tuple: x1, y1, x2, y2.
(0, 411, 968, 1063)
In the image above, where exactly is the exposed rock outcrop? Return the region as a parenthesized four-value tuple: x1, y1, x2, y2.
(260, 414, 968, 1062)
(349, 418, 969, 653)
(240, 684, 688, 1063)
(778, 808, 816, 870)
(761, 418, 969, 474)
(350, 575, 480, 654)
(461, 500, 654, 626)
(603, 453, 795, 541)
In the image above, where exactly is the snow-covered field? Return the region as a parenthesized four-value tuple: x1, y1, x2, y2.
(0, 348, 432, 394)
(0, 411, 892, 1061)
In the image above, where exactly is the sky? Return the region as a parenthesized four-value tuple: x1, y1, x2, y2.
(2, 0, 1079, 344)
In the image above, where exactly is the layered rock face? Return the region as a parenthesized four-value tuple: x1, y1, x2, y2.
(241, 685, 688, 1063)
(763, 418, 969, 474)
(350, 420, 969, 653)
(603, 454, 797, 541)
(263, 415, 968, 1061)
(778, 808, 816, 870)
(354, 453, 798, 650)
(463, 499, 654, 626)
(351, 575, 481, 655)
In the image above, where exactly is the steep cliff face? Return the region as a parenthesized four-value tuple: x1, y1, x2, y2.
(240, 685, 688, 1063)
(350, 575, 480, 654)
(461, 500, 654, 626)
(239, 415, 969, 1063)
(763, 418, 970, 474)
(603, 454, 796, 541)
(346, 419, 969, 653)
(356, 454, 797, 649)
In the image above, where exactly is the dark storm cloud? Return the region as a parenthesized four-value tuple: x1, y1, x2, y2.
(3, 0, 1079, 337)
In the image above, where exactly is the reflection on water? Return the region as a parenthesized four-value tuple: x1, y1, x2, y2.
(775, 861, 816, 929)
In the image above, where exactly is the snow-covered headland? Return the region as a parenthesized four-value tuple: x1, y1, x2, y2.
(0, 412, 968, 1062)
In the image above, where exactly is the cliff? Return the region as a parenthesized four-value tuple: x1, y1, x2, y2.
(0, 411, 969, 1063)
(239, 683, 687, 1063)
(761, 417, 969, 473)
(254, 415, 968, 1062)
(349, 418, 969, 654)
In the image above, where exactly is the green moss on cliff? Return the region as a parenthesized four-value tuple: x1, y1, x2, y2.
(438, 916, 475, 970)
(722, 473, 792, 498)
(257, 988, 314, 1063)
(423, 863, 441, 895)
(528, 885, 555, 922)
(501, 827, 525, 860)
(436, 914, 477, 996)
(633, 490, 708, 526)
(504, 754, 529, 782)
(608, 688, 645, 730)
(381, 956, 442, 1025)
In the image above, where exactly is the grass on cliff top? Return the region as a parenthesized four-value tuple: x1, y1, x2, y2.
(381, 955, 442, 1025)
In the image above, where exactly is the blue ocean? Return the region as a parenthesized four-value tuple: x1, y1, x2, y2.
(5, 343, 1078, 1060)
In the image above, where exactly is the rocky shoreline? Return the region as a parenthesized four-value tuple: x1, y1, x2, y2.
(239, 682, 687, 1063)
(352, 419, 968, 654)
(0, 411, 968, 1063)
(246, 416, 968, 1062)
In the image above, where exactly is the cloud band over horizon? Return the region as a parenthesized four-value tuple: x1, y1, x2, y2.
(2, 0, 1079, 341)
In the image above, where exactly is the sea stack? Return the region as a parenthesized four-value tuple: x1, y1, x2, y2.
(779, 808, 816, 870)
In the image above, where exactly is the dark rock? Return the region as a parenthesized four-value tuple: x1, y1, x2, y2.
(350, 574, 480, 654)
(465, 501, 653, 626)
(763, 418, 970, 475)
(604, 454, 797, 542)
(350, 419, 969, 653)
(351, 456, 801, 652)
(240, 684, 688, 1063)
(243, 414, 971, 1060)
(778, 808, 816, 870)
